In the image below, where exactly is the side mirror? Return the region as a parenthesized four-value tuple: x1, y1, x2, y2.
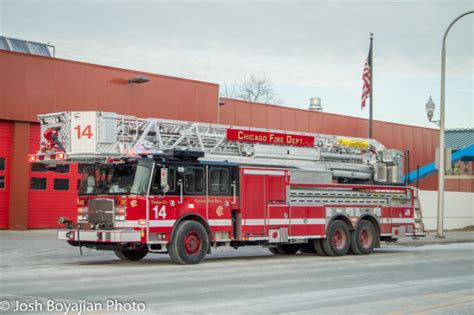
(160, 168, 169, 193)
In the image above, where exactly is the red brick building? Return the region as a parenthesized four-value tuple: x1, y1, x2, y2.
(0, 50, 470, 229)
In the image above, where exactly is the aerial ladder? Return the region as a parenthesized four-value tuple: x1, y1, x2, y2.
(32, 111, 407, 185)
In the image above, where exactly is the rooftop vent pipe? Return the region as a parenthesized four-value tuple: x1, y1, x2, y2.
(309, 97, 323, 111)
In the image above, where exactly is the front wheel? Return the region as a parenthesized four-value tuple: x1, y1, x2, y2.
(114, 246, 148, 261)
(167, 221, 209, 265)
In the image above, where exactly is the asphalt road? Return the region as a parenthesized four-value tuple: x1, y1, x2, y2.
(0, 230, 473, 314)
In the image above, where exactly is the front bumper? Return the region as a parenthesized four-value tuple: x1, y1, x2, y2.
(58, 229, 142, 243)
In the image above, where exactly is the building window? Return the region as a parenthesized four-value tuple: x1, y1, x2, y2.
(168, 168, 176, 192)
(54, 178, 69, 191)
(55, 165, 70, 173)
(0, 176, 4, 189)
(31, 178, 47, 190)
(31, 163, 48, 172)
(209, 168, 230, 194)
(184, 167, 205, 194)
(0, 157, 5, 171)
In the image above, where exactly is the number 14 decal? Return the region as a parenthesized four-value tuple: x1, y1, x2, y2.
(74, 125, 93, 139)
(153, 205, 167, 219)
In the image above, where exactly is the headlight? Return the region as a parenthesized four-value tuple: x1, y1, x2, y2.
(77, 214, 88, 222)
(77, 207, 88, 213)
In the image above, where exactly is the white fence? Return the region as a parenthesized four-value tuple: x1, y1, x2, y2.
(419, 191, 474, 230)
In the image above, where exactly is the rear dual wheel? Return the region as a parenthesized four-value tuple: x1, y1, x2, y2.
(313, 239, 327, 256)
(321, 220, 350, 256)
(313, 220, 376, 256)
(311, 221, 351, 256)
(350, 220, 376, 255)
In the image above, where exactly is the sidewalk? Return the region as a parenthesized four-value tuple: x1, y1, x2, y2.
(390, 231, 474, 246)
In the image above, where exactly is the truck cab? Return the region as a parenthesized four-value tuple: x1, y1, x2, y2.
(62, 155, 241, 263)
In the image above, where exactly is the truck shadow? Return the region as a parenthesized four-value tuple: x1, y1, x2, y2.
(70, 248, 404, 267)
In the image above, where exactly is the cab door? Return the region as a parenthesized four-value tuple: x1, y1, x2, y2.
(147, 164, 178, 241)
(207, 166, 233, 240)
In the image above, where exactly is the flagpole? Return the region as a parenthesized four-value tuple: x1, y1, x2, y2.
(369, 33, 374, 139)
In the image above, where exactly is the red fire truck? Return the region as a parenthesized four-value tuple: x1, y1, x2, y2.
(30, 111, 425, 264)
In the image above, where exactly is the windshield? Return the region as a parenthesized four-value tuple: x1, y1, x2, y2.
(79, 163, 151, 195)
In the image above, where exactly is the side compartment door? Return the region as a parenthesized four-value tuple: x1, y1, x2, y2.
(266, 175, 289, 235)
(241, 172, 266, 237)
(380, 206, 392, 235)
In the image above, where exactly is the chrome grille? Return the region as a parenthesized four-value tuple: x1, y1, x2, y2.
(88, 199, 114, 225)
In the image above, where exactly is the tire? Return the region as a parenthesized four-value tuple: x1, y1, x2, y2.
(312, 239, 328, 256)
(350, 220, 376, 255)
(268, 247, 280, 255)
(167, 220, 209, 265)
(321, 220, 350, 256)
(300, 243, 317, 254)
(114, 246, 148, 261)
(275, 244, 301, 255)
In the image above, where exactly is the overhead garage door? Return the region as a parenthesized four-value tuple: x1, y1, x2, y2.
(0, 121, 13, 229)
(28, 124, 81, 228)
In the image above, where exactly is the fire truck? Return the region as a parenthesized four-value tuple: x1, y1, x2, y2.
(30, 111, 425, 264)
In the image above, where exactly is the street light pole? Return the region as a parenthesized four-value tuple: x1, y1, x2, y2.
(436, 10, 473, 238)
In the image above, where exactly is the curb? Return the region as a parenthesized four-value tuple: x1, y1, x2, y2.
(384, 239, 474, 247)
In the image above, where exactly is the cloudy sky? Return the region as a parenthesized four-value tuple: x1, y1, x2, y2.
(1, 0, 472, 129)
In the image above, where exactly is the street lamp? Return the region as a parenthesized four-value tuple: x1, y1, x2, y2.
(425, 96, 439, 125)
(433, 10, 473, 238)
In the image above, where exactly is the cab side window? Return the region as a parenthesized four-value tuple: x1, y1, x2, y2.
(166, 169, 176, 192)
(151, 167, 176, 195)
(209, 168, 230, 195)
(184, 167, 205, 194)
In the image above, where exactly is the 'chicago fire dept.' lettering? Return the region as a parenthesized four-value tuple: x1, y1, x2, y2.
(227, 129, 314, 147)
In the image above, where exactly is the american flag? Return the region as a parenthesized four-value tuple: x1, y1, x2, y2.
(361, 44, 372, 110)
